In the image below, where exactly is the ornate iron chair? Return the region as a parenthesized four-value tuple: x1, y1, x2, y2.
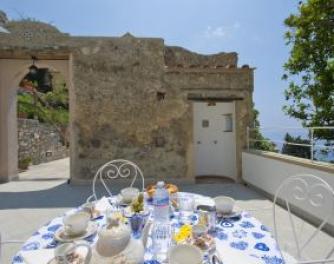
(273, 174, 334, 264)
(87, 159, 145, 202)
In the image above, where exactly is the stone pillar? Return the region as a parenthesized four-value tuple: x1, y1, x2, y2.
(0, 60, 18, 182)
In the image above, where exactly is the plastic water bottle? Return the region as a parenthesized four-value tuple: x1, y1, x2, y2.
(152, 223, 171, 261)
(152, 181, 170, 261)
(153, 181, 170, 222)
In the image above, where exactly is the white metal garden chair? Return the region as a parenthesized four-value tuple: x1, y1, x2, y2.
(0, 232, 23, 264)
(273, 174, 334, 264)
(87, 159, 145, 202)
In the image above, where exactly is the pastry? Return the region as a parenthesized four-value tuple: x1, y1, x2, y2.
(146, 183, 178, 197)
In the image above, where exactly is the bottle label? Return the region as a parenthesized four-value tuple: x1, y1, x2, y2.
(155, 197, 169, 206)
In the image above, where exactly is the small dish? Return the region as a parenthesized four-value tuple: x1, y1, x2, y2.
(54, 222, 98, 243)
(169, 244, 202, 264)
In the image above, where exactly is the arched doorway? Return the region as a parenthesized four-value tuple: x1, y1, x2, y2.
(17, 65, 70, 179)
(0, 56, 72, 183)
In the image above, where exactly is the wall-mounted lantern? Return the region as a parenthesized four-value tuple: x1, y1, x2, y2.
(28, 56, 38, 75)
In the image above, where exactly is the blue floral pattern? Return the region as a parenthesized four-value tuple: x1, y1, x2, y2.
(22, 242, 40, 251)
(262, 255, 285, 264)
(255, 242, 270, 251)
(13, 193, 284, 264)
(12, 255, 23, 263)
(216, 230, 228, 240)
(46, 240, 59, 249)
(230, 241, 249, 250)
(41, 233, 54, 240)
(252, 232, 266, 239)
(220, 220, 234, 228)
(232, 229, 247, 239)
(261, 224, 270, 232)
(47, 224, 61, 232)
(240, 220, 255, 228)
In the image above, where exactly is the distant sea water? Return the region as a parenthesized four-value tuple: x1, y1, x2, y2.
(261, 129, 334, 164)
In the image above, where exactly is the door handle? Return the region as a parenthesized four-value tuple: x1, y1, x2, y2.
(197, 141, 201, 144)
(213, 140, 218, 144)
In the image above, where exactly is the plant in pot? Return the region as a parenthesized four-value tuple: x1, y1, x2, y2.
(18, 156, 32, 171)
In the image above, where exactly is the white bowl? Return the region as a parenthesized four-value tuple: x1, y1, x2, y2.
(214, 196, 235, 214)
(169, 244, 202, 264)
(121, 187, 139, 203)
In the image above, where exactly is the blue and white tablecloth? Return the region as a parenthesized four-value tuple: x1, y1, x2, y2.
(12, 193, 284, 264)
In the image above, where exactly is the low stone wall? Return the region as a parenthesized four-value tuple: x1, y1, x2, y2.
(18, 118, 69, 165)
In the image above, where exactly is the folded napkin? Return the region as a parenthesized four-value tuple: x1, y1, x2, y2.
(217, 244, 262, 264)
(21, 249, 55, 264)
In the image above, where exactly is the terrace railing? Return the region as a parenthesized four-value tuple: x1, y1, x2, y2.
(247, 126, 334, 163)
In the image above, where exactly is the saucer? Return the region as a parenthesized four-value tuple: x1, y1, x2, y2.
(217, 210, 242, 219)
(54, 222, 98, 242)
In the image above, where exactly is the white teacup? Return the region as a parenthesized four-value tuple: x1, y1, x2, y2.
(121, 187, 139, 203)
(214, 196, 235, 215)
(63, 211, 90, 236)
(169, 244, 202, 264)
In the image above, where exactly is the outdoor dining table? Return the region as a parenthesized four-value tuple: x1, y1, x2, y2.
(12, 192, 284, 264)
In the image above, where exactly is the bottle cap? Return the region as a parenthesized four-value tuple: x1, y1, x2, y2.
(157, 181, 165, 188)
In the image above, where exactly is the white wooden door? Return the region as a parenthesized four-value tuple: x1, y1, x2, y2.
(193, 102, 236, 180)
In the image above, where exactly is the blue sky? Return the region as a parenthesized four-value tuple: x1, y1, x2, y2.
(1, 0, 301, 128)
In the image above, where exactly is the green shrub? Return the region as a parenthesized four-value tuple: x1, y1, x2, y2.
(18, 156, 32, 170)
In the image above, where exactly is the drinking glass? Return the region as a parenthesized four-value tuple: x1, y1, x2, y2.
(177, 193, 195, 224)
(129, 213, 145, 238)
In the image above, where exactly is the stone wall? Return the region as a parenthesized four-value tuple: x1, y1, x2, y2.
(70, 36, 193, 181)
(18, 118, 68, 165)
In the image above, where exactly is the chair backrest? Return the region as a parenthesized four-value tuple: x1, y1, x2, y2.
(273, 174, 334, 263)
(90, 159, 144, 201)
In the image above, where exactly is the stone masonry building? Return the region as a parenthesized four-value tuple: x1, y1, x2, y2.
(0, 13, 254, 184)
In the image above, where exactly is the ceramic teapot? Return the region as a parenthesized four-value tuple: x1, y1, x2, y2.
(94, 218, 151, 264)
